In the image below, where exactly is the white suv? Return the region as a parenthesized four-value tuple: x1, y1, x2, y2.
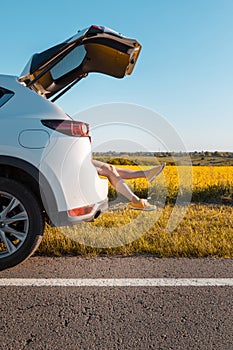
(0, 25, 141, 270)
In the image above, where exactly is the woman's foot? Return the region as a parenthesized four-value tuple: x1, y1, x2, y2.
(146, 163, 166, 182)
(128, 199, 157, 211)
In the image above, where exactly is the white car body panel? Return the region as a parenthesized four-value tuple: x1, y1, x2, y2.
(0, 74, 108, 225)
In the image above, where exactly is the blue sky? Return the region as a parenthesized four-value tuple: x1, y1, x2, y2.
(1, 0, 233, 151)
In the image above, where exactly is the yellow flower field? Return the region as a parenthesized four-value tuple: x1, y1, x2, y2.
(108, 165, 233, 204)
(125, 165, 233, 187)
(192, 166, 233, 188)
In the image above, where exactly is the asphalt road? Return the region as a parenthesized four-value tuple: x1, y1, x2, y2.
(0, 256, 233, 350)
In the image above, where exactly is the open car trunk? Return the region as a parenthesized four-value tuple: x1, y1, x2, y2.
(19, 25, 141, 100)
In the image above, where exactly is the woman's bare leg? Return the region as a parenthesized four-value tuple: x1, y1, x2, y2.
(93, 160, 165, 180)
(116, 165, 165, 180)
(114, 167, 146, 179)
(93, 160, 140, 204)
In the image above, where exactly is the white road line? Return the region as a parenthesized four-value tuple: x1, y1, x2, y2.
(0, 278, 233, 287)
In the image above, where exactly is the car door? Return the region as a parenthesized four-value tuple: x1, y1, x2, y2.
(19, 25, 142, 100)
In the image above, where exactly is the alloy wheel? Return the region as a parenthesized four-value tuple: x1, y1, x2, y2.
(0, 191, 29, 258)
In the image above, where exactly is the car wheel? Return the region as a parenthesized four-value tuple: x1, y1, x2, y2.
(0, 177, 44, 270)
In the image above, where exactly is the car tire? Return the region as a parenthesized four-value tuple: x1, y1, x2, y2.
(0, 177, 44, 271)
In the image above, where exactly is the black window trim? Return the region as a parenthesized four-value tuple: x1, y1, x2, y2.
(0, 87, 15, 108)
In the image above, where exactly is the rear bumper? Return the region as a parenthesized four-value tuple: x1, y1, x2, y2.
(48, 198, 108, 226)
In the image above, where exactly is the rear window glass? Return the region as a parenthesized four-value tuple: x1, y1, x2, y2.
(50, 45, 86, 80)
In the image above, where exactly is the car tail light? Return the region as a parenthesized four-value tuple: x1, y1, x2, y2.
(41, 119, 89, 137)
(68, 204, 94, 217)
